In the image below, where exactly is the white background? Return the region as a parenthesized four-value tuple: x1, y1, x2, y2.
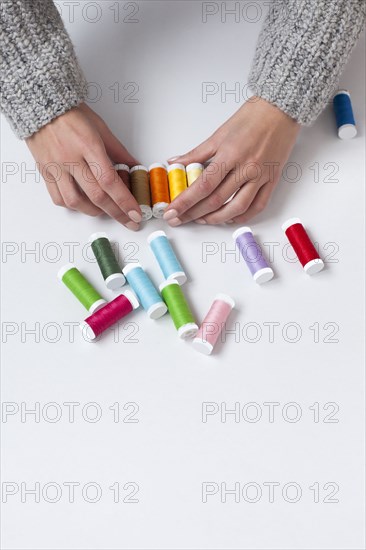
(1, 1, 365, 549)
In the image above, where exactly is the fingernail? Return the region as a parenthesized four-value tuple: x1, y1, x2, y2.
(167, 156, 181, 162)
(225, 220, 234, 224)
(163, 209, 178, 221)
(168, 217, 182, 227)
(128, 210, 142, 223)
(195, 219, 206, 225)
(125, 221, 139, 231)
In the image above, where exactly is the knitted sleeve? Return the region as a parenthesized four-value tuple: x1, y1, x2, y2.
(0, 0, 87, 139)
(248, 0, 365, 125)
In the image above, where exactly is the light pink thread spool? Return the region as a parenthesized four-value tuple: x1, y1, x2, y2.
(192, 294, 235, 355)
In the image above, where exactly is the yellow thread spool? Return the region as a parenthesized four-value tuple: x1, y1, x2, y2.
(167, 163, 187, 201)
(186, 163, 203, 186)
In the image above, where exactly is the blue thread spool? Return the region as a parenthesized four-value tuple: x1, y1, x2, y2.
(122, 262, 167, 319)
(333, 90, 357, 139)
(147, 230, 187, 285)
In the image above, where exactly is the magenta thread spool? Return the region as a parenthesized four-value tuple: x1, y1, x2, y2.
(80, 290, 139, 341)
(233, 227, 274, 284)
(192, 294, 235, 355)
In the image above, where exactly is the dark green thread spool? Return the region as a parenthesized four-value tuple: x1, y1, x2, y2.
(89, 232, 126, 290)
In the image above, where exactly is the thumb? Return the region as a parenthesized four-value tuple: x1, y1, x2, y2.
(167, 137, 216, 166)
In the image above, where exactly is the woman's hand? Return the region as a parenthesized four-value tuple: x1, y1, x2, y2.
(163, 97, 300, 226)
(26, 103, 142, 230)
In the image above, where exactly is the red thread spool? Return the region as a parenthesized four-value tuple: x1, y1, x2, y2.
(282, 218, 324, 275)
(80, 290, 139, 340)
(115, 164, 130, 190)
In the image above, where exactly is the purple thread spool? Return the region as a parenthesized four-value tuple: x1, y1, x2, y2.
(233, 227, 274, 284)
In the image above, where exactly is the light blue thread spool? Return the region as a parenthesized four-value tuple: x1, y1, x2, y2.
(333, 90, 357, 139)
(147, 230, 187, 285)
(122, 263, 167, 319)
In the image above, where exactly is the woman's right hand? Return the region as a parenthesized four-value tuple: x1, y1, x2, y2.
(26, 102, 142, 230)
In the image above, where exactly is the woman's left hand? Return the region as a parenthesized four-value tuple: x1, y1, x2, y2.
(163, 97, 300, 226)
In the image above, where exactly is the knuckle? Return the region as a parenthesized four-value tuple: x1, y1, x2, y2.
(52, 196, 65, 207)
(207, 192, 224, 211)
(89, 209, 102, 217)
(254, 199, 267, 213)
(90, 188, 107, 206)
(176, 195, 193, 212)
(99, 169, 117, 189)
(197, 177, 214, 196)
(64, 194, 80, 209)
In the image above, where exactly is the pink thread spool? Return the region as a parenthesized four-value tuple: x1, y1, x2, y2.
(192, 294, 235, 355)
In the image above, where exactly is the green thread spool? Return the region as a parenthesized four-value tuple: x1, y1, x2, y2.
(89, 232, 126, 290)
(58, 263, 106, 313)
(159, 279, 198, 339)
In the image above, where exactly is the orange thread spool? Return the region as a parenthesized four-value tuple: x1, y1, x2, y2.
(149, 163, 170, 218)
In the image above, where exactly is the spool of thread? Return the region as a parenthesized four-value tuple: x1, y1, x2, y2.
(89, 232, 125, 290)
(233, 227, 274, 284)
(147, 230, 187, 285)
(123, 262, 167, 319)
(80, 290, 139, 341)
(186, 163, 203, 186)
(159, 280, 198, 339)
(58, 263, 106, 313)
(282, 218, 324, 275)
(333, 90, 357, 139)
(115, 163, 130, 190)
(167, 163, 187, 200)
(149, 163, 170, 218)
(192, 294, 235, 355)
(130, 165, 152, 220)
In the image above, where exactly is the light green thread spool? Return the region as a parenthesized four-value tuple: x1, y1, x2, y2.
(58, 263, 106, 313)
(159, 279, 198, 339)
(89, 232, 126, 290)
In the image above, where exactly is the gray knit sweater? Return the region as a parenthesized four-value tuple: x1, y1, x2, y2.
(0, 0, 365, 139)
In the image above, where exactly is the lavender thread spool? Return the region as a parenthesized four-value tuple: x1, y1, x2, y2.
(233, 227, 274, 284)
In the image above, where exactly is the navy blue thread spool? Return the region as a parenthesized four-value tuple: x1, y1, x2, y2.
(333, 90, 357, 140)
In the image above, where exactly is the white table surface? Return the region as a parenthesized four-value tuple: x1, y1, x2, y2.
(1, 2, 365, 549)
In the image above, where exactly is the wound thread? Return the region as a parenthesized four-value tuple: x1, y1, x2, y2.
(58, 263, 106, 313)
(149, 163, 170, 218)
(80, 290, 139, 341)
(89, 232, 125, 290)
(130, 165, 152, 220)
(186, 163, 204, 186)
(159, 280, 198, 339)
(115, 163, 131, 190)
(167, 163, 187, 200)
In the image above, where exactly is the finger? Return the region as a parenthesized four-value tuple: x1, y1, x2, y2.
(74, 162, 140, 230)
(97, 125, 139, 166)
(79, 103, 139, 166)
(163, 154, 231, 221)
(170, 168, 246, 225)
(167, 136, 217, 166)
(230, 182, 274, 224)
(43, 173, 65, 208)
(83, 139, 142, 223)
(56, 172, 103, 216)
(198, 180, 267, 225)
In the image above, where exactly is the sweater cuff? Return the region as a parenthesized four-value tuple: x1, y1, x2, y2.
(0, 0, 87, 139)
(248, 0, 365, 125)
